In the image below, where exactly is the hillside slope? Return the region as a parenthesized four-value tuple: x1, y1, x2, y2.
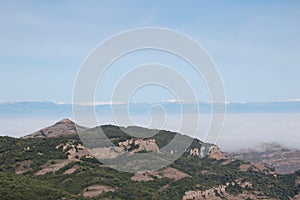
(226, 143, 300, 174)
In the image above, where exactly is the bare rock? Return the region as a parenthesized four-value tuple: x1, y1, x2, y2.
(23, 119, 87, 138)
(131, 167, 191, 182)
(82, 185, 116, 198)
(119, 138, 159, 153)
(207, 145, 225, 160)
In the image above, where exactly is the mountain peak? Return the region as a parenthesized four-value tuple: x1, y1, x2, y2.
(55, 118, 75, 125)
(23, 119, 86, 138)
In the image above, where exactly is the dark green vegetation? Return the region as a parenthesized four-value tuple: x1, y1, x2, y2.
(0, 125, 300, 200)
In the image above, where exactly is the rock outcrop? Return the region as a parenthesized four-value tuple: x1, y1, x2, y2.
(183, 185, 228, 200)
(207, 145, 226, 160)
(56, 143, 92, 160)
(119, 138, 159, 153)
(23, 119, 87, 138)
(187, 142, 225, 160)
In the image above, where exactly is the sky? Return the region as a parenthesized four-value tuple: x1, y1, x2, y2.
(1, 0, 300, 103)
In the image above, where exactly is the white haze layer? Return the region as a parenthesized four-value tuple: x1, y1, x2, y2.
(0, 113, 299, 151)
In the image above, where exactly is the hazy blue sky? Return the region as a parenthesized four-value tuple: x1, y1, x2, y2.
(1, 0, 300, 103)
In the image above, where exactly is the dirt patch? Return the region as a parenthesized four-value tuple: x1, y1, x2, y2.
(82, 185, 115, 198)
(220, 159, 235, 165)
(200, 170, 216, 175)
(252, 162, 276, 176)
(35, 159, 74, 175)
(150, 167, 191, 181)
(131, 172, 154, 181)
(63, 165, 80, 175)
(239, 162, 275, 176)
(239, 164, 251, 172)
(131, 167, 191, 182)
(253, 162, 268, 171)
(15, 160, 33, 174)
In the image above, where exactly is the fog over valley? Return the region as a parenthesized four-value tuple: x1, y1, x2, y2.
(1, 102, 299, 151)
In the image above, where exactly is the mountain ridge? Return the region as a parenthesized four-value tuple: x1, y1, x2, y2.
(0, 119, 300, 199)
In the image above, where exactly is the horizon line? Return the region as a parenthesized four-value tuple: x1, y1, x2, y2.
(1, 99, 300, 105)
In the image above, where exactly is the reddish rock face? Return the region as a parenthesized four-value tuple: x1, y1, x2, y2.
(23, 119, 87, 138)
(207, 145, 226, 160)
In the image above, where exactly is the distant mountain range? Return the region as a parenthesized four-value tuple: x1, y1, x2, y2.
(1, 100, 300, 116)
